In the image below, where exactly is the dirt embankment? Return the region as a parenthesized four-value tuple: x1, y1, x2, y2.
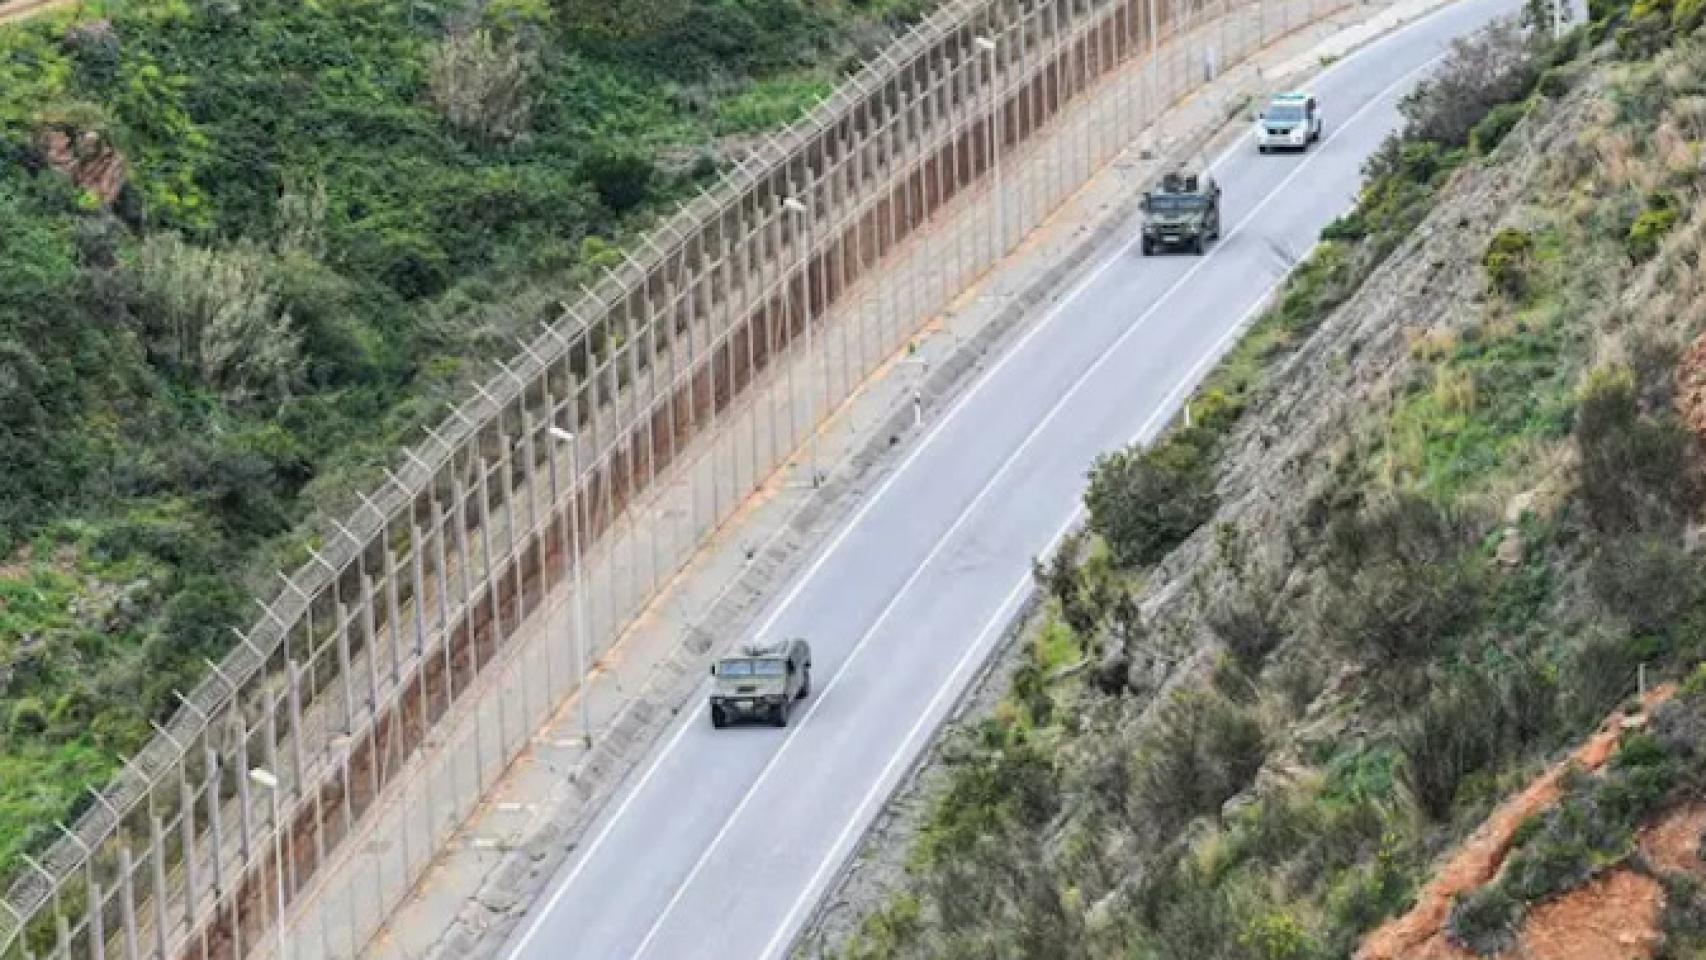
(1359, 685, 1676, 960)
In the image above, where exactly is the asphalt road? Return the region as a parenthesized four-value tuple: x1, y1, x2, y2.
(504, 1, 1517, 956)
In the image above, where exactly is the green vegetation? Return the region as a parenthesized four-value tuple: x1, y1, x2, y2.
(0, 0, 936, 885)
(835, 3, 1706, 957)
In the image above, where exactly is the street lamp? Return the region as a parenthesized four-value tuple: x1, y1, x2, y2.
(973, 35, 1004, 266)
(248, 767, 288, 960)
(782, 195, 822, 487)
(548, 425, 594, 746)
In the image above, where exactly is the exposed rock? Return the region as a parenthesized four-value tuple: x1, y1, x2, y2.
(1496, 526, 1525, 567)
(36, 124, 127, 207)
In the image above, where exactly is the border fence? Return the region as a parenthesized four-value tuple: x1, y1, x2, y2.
(0, 0, 1362, 954)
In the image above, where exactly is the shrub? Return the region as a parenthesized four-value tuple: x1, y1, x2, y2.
(6, 698, 48, 738)
(1482, 227, 1534, 298)
(1398, 681, 1503, 820)
(1470, 102, 1528, 155)
(1587, 534, 1701, 634)
(1573, 365, 1696, 533)
(581, 146, 658, 215)
(1205, 566, 1287, 670)
(426, 30, 535, 146)
(559, 0, 691, 44)
(1561, 627, 1645, 728)
(1661, 873, 1706, 956)
(1311, 494, 1484, 668)
(1130, 688, 1267, 834)
(129, 234, 303, 404)
(1447, 885, 1519, 956)
(1085, 438, 1217, 568)
(1627, 193, 1680, 261)
(1238, 910, 1320, 960)
(1675, 0, 1706, 30)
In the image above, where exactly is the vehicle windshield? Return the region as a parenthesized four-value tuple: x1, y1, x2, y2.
(718, 658, 785, 677)
(1149, 194, 1207, 213)
(1266, 103, 1306, 122)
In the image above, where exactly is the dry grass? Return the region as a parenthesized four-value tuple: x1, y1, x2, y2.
(0, 0, 73, 24)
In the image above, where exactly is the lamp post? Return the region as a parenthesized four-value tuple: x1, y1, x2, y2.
(247, 767, 288, 960)
(782, 195, 821, 487)
(973, 35, 1004, 264)
(548, 425, 593, 745)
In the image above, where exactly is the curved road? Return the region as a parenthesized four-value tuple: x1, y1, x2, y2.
(505, 1, 1516, 956)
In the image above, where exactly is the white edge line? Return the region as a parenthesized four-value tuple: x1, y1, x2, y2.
(504, 9, 1463, 955)
(629, 47, 1449, 960)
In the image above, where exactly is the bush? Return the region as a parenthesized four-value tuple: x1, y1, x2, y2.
(1561, 627, 1645, 728)
(1205, 576, 1287, 670)
(1447, 885, 1520, 956)
(1482, 227, 1534, 298)
(1627, 193, 1680, 261)
(1398, 681, 1503, 820)
(581, 146, 658, 214)
(6, 698, 48, 738)
(1085, 438, 1217, 568)
(1588, 534, 1701, 634)
(1311, 494, 1484, 669)
(1470, 102, 1528, 155)
(426, 29, 536, 146)
(1675, 0, 1706, 30)
(1573, 365, 1696, 534)
(129, 234, 303, 404)
(1131, 688, 1267, 834)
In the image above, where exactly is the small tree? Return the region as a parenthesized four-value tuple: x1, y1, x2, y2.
(426, 29, 535, 146)
(1085, 439, 1217, 568)
(130, 233, 303, 404)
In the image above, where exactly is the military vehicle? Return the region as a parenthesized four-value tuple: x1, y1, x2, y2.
(1140, 169, 1221, 255)
(1254, 91, 1323, 153)
(708, 638, 813, 728)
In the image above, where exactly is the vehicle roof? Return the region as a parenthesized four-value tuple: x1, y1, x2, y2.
(728, 638, 804, 659)
(1269, 91, 1313, 101)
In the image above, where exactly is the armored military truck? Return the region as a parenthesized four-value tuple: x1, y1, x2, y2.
(1254, 91, 1323, 153)
(709, 638, 812, 728)
(1140, 169, 1221, 255)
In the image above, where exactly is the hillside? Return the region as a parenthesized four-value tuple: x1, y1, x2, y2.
(816, 0, 1706, 956)
(0, 0, 933, 887)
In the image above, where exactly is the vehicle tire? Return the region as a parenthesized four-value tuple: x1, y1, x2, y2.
(1257, 144, 1267, 154)
(1141, 238, 1152, 256)
(710, 705, 727, 729)
(1192, 236, 1205, 255)
(773, 700, 790, 728)
(797, 669, 811, 700)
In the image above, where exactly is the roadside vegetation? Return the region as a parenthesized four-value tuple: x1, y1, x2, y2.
(832, 0, 1706, 956)
(0, 0, 936, 887)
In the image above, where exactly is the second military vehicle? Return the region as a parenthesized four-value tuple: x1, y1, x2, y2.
(1140, 169, 1221, 255)
(709, 638, 812, 728)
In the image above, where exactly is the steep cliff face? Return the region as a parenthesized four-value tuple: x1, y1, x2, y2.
(815, 6, 1706, 958)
